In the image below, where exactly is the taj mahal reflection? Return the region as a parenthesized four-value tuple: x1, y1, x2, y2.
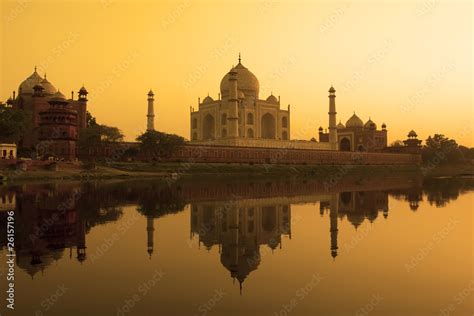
(188, 190, 392, 289)
(190, 203, 291, 291)
(1, 177, 470, 283)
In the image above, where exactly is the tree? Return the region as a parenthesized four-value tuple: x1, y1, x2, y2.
(422, 134, 464, 164)
(0, 107, 30, 143)
(86, 111, 98, 127)
(390, 140, 404, 147)
(136, 130, 186, 160)
(78, 124, 124, 151)
(459, 146, 474, 160)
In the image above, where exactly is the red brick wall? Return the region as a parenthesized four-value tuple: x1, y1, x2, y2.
(78, 142, 421, 165)
(170, 144, 421, 165)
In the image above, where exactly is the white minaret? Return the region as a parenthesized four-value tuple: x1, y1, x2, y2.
(228, 68, 239, 138)
(328, 86, 338, 150)
(147, 90, 155, 131)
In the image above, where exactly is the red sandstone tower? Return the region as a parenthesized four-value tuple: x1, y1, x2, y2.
(38, 91, 78, 160)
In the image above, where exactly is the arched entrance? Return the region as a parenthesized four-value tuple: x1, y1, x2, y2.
(261, 113, 276, 139)
(262, 206, 277, 232)
(340, 138, 351, 151)
(203, 114, 215, 140)
(247, 128, 254, 138)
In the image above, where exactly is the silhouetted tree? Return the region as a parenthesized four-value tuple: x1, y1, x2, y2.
(459, 146, 474, 160)
(0, 107, 30, 143)
(136, 130, 186, 160)
(422, 134, 464, 164)
(86, 111, 97, 127)
(390, 140, 404, 147)
(78, 124, 124, 152)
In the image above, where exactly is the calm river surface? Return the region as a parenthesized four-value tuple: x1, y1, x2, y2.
(0, 175, 472, 316)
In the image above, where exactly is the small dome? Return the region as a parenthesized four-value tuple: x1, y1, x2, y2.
(80, 86, 88, 93)
(41, 77, 56, 95)
(329, 86, 336, 93)
(202, 95, 214, 103)
(49, 90, 67, 103)
(364, 118, 377, 130)
(408, 130, 417, 138)
(147, 89, 154, 96)
(346, 113, 364, 128)
(220, 62, 259, 99)
(382, 123, 387, 129)
(336, 121, 345, 129)
(266, 94, 278, 103)
(318, 126, 323, 132)
(19, 68, 43, 94)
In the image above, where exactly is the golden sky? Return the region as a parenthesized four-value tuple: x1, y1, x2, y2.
(1, 0, 472, 146)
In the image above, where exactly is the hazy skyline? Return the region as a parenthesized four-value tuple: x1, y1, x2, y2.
(1, 0, 472, 146)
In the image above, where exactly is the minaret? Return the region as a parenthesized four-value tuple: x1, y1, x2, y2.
(146, 215, 154, 259)
(147, 90, 155, 131)
(228, 67, 239, 138)
(329, 194, 339, 260)
(328, 86, 338, 150)
(78, 86, 88, 129)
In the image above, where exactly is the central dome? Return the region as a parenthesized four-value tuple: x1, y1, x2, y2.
(346, 113, 364, 128)
(19, 69, 43, 94)
(220, 62, 259, 99)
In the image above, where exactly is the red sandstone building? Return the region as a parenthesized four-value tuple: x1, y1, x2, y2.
(7, 68, 88, 160)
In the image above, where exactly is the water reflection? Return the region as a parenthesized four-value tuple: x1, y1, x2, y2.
(0, 176, 473, 282)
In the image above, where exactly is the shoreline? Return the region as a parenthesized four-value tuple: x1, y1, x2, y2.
(1, 162, 472, 185)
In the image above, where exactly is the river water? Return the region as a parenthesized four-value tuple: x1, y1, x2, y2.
(0, 175, 472, 316)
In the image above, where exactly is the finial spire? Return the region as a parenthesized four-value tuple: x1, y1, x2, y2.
(34, 66, 37, 72)
(238, 52, 241, 64)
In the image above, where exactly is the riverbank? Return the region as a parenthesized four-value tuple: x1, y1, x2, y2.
(0, 161, 472, 184)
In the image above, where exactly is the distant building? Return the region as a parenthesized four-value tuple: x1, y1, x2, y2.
(0, 143, 16, 159)
(319, 113, 388, 152)
(8, 68, 88, 160)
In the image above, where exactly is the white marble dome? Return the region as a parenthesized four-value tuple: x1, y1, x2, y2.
(220, 62, 259, 99)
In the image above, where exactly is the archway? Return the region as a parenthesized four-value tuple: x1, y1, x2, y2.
(247, 128, 254, 138)
(340, 138, 351, 151)
(262, 206, 277, 232)
(282, 116, 288, 128)
(221, 113, 227, 125)
(282, 131, 288, 140)
(203, 114, 215, 140)
(340, 192, 352, 205)
(221, 128, 227, 138)
(192, 132, 197, 140)
(247, 113, 254, 125)
(261, 113, 276, 139)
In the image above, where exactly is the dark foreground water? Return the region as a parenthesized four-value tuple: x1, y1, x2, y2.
(0, 175, 472, 316)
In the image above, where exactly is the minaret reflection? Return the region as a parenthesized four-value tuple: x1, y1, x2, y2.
(146, 215, 155, 259)
(191, 203, 291, 292)
(329, 195, 339, 260)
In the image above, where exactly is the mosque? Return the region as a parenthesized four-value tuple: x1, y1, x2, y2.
(183, 55, 389, 152)
(5, 68, 88, 160)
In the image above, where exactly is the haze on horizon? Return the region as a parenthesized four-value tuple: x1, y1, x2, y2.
(1, 0, 472, 146)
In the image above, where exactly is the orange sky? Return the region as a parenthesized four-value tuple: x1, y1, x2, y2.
(1, 0, 472, 146)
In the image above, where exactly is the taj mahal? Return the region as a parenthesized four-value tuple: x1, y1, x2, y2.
(172, 55, 390, 152)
